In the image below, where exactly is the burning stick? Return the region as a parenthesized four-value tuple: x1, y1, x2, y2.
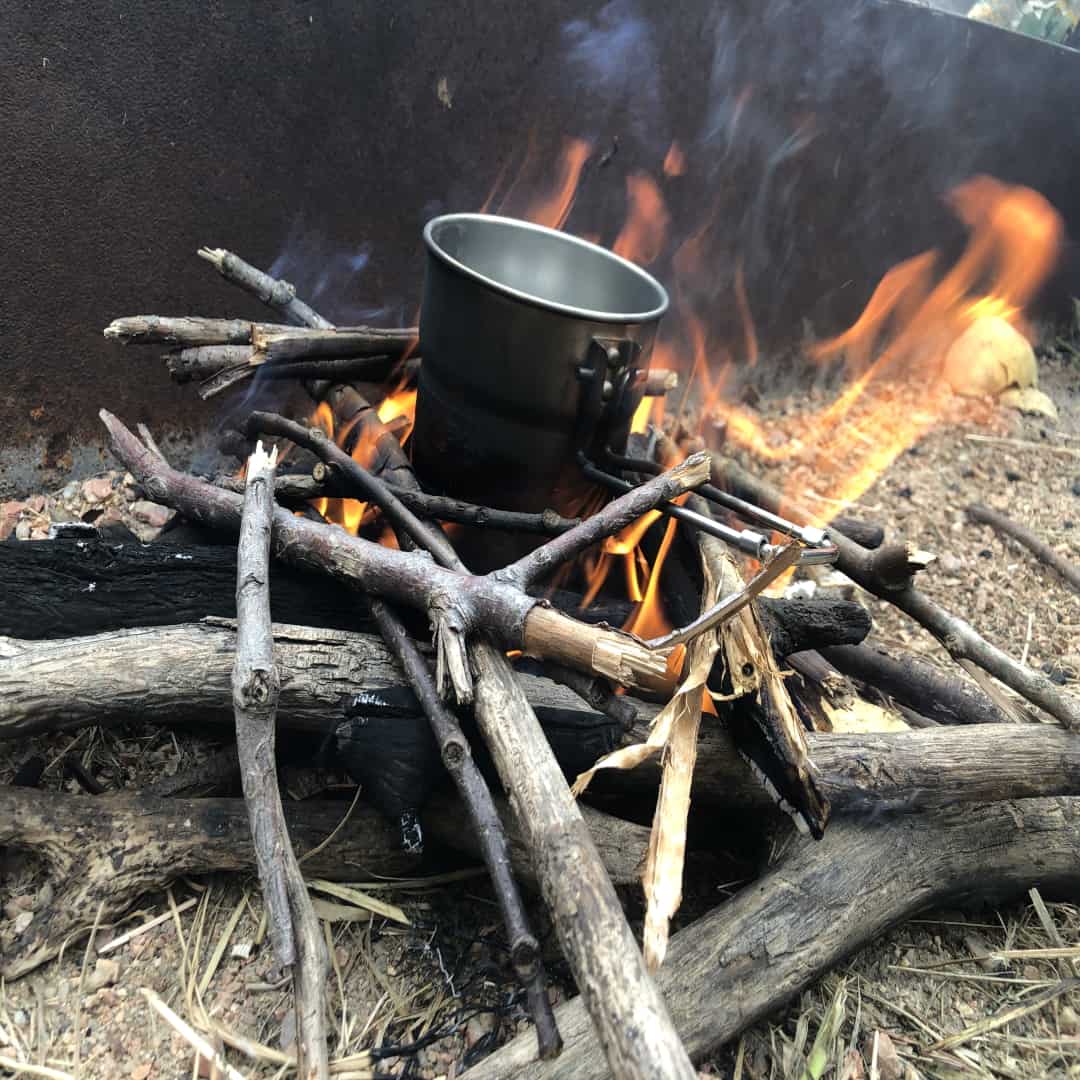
(711, 452, 1080, 729)
(232, 442, 330, 1080)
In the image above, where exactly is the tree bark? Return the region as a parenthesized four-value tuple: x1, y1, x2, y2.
(462, 797, 1080, 1080)
(0, 789, 416, 981)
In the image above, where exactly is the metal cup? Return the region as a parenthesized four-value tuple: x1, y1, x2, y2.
(412, 213, 669, 516)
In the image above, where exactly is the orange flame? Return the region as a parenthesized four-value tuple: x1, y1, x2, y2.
(706, 177, 1062, 521)
(614, 173, 670, 266)
(486, 134, 593, 230)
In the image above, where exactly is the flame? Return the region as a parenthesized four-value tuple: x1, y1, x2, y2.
(613, 173, 670, 266)
(306, 390, 418, 536)
(662, 141, 686, 178)
(704, 177, 1062, 520)
(485, 134, 592, 230)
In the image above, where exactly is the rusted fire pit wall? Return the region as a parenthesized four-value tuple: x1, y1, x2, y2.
(1, 0, 1077, 496)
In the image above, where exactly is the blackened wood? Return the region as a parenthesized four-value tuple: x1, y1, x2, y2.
(372, 600, 562, 1059)
(0, 788, 416, 981)
(967, 502, 1080, 595)
(821, 644, 1010, 726)
(0, 538, 370, 639)
(104, 316, 274, 347)
(710, 452, 1080, 729)
(761, 598, 871, 658)
(463, 797, 1080, 1080)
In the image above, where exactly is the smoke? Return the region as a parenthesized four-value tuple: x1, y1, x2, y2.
(560, 0, 665, 152)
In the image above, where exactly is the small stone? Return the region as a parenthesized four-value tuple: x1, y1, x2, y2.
(25, 495, 46, 513)
(15, 520, 32, 541)
(61, 481, 81, 503)
(865, 1030, 901, 1080)
(978, 548, 993, 559)
(897, 485, 913, 499)
(1005, 470, 1022, 482)
(0, 501, 25, 539)
(1072, 478, 1080, 496)
(3, 896, 33, 921)
(86, 956, 120, 992)
(938, 553, 963, 576)
(130, 1064, 153, 1080)
(12, 911, 33, 934)
(130, 501, 173, 529)
(82, 476, 114, 505)
(1061, 1005, 1079, 1034)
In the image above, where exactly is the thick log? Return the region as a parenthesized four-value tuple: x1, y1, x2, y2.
(0, 789, 416, 981)
(463, 797, 1080, 1080)
(0, 538, 369, 639)
(3, 623, 1078, 813)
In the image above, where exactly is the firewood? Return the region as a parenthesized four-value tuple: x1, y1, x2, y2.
(197, 249, 334, 330)
(331, 392, 695, 1078)
(372, 601, 562, 1058)
(0, 537, 371, 640)
(101, 409, 697, 696)
(232, 443, 329, 1080)
(0, 789, 416, 981)
(710, 452, 1080, 728)
(461, 797, 1080, 1080)
(821, 643, 1010, 725)
(4, 622, 1077, 813)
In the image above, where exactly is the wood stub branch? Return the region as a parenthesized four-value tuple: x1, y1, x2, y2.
(967, 502, 1080, 595)
(233, 445, 329, 1080)
(371, 601, 562, 1059)
(820, 644, 1010, 725)
(0, 790, 416, 980)
(197, 248, 334, 330)
(710, 453, 1080, 729)
(462, 797, 1080, 1080)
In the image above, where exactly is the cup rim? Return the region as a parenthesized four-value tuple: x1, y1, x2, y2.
(424, 212, 670, 324)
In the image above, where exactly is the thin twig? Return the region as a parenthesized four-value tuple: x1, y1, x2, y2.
(967, 503, 1080, 595)
(197, 249, 334, 330)
(234, 442, 329, 1079)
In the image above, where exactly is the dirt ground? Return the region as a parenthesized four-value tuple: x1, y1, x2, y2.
(1, 338, 1078, 1079)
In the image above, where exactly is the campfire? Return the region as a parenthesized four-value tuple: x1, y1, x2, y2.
(2, 146, 1079, 1080)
